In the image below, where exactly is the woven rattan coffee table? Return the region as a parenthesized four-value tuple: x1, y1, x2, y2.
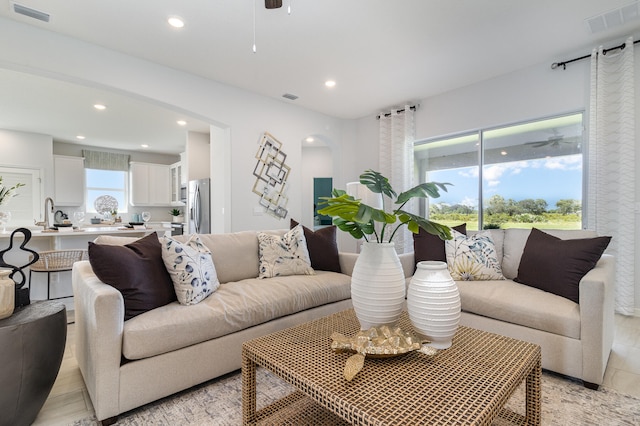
(242, 309, 541, 425)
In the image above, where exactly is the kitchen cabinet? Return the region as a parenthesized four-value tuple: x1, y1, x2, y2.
(129, 162, 171, 206)
(54, 155, 85, 206)
(170, 161, 185, 206)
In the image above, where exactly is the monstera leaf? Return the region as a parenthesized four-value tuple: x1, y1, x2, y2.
(318, 170, 452, 243)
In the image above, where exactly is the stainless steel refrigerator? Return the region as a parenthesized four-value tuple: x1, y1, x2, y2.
(188, 178, 211, 234)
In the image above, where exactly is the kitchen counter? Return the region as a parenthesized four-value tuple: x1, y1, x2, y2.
(0, 226, 159, 238)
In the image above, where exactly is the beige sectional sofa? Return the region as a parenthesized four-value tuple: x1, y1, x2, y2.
(399, 228, 615, 389)
(72, 227, 613, 424)
(72, 229, 356, 424)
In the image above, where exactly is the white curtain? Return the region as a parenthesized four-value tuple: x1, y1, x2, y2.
(379, 106, 415, 253)
(587, 37, 636, 315)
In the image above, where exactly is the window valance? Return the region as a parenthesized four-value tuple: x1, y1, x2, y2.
(82, 150, 130, 171)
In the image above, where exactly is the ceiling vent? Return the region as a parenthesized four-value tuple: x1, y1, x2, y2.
(282, 93, 298, 100)
(12, 2, 50, 23)
(585, 1, 639, 34)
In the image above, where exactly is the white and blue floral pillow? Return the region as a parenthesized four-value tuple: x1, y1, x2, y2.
(445, 229, 505, 281)
(257, 225, 315, 279)
(160, 235, 219, 305)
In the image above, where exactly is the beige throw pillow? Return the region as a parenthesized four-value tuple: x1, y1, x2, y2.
(257, 224, 315, 279)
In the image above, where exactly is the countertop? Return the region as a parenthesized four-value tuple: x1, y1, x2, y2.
(0, 225, 160, 238)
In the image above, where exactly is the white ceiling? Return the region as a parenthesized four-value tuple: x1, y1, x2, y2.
(1, 0, 639, 154)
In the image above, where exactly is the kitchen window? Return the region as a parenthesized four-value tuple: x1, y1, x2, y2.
(85, 169, 128, 214)
(414, 112, 584, 230)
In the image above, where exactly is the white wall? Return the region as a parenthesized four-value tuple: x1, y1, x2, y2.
(301, 145, 333, 227)
(0, 129, 53, 220)
(0, 17, 352, 233)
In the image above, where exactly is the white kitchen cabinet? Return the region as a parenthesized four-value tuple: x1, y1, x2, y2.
(170, 161, 185, 206)
(130, 162, 171, 206)
(54, 155, 85, 206)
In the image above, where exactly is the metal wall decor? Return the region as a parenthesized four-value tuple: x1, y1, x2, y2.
(252, 132, 290, 219)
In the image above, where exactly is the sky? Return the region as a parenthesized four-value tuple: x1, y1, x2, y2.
(427, 154, 582, 210)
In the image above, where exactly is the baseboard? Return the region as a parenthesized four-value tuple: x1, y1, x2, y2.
(635, 308, 640, 318)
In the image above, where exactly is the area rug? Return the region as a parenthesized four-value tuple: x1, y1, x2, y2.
(71, 368, 640, 425)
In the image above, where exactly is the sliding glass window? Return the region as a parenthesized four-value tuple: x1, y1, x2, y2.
(414, 112, 584, 231)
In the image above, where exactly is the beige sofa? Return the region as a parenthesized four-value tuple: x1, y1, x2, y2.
(72, 230, 356, 424)
(73, 227, 613, 424)
(398, 228, 615, 389)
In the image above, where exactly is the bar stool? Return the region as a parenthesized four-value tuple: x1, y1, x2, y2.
(29, 250, 88, 300)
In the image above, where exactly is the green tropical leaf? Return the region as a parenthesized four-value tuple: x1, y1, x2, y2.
(396, 182, 451, 205)
(397, 210, 452, 240)
(359, 170, 396, 199)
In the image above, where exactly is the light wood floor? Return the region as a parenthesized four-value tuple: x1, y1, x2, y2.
(33, 313, 640, 425)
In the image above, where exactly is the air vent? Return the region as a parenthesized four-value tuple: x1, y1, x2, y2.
(282, 93, 298, 100)
(585, 1, 639, 34)
(12, 2, 50, 22)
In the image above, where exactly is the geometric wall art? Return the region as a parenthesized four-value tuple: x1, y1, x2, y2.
(252, 132, 290, 219)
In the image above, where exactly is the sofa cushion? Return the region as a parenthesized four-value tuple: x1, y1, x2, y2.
(160, 234, 220, 305)
(413, 223, 466, 267)
(457, 279, 580, 339)
(514, 228, 611, 303)
(88, 232, 176, 321)
(290, 219, 341, 272)
(258, 225, 315, 278)
(179, 230, 286, 284)
(121, 271, 351, 359)
(445, 230, 505, 281)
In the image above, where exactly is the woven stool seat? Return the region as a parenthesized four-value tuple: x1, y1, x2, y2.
(29, 250, 87, 300)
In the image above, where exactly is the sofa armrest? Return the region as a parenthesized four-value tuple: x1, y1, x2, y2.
(338, 252, 358, 276)
(72, 260, 125, 421)
(579, 254, 615, 385)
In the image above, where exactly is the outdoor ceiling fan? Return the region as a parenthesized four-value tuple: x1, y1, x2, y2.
(524, 130, 580, 148)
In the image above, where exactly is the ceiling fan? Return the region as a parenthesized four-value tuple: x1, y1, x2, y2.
(524, 130, 580, 148)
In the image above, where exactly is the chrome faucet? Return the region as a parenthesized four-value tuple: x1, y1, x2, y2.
(44, 197, 55, 229)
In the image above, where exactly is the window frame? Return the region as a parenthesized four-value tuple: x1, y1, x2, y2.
(414, 111, 585, 230)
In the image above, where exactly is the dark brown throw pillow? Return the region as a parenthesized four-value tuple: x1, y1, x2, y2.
(413, 223, 466, 267)
(290, 219, 341, 272)
(514, 228, 611, 304)
(88, 232, 176, 320)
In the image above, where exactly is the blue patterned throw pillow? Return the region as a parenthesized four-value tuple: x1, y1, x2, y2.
(160, 234, 219, 305)
(445, 229, 505, 281)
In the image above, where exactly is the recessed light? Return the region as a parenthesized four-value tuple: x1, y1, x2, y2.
(168, 16, 184, 28)
(501, 151, 507, 156)
(93, 104, 106, 110)
(177, 120, 187, 126)
(305, 137, 314, 143)
(325, 80, 336, 88)
(141, 144, 149, 148)
(76, 135, 85, 140)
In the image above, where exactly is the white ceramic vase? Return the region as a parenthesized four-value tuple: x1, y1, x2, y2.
(351, 242, 406, 330)
(407, 260, 461, 349)
(0, 269, 15, 320)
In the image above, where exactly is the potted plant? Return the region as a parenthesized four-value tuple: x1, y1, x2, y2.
(318, 169, 452, 329)
(169, 208, 184, 223)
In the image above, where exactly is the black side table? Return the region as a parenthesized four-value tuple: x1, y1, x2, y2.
(0, 300, 67, 426)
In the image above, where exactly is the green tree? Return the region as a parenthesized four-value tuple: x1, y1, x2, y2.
(517, 198, 548, 215)
(556, 199, 581, 215)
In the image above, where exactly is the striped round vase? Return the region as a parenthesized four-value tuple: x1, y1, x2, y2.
(350, 242, 405, 330)
(407, 260, 460, 349)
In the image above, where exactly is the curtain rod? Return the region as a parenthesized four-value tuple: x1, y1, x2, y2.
(551, 39, 639, 70)
(376, 105, 417, 120)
